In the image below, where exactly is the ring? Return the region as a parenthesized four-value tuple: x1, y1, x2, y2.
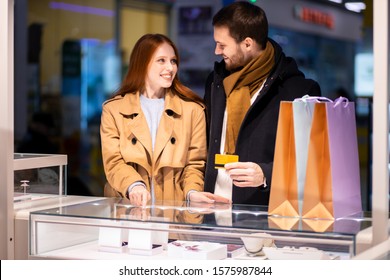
(243, 244, 264, 257)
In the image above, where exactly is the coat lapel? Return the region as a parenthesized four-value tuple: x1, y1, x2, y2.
(118, 91, 183, 173)
(153, 112, 173, 163)
(153, 91, 181, 164)
(128, 114, 153, 157)
(119, 93, 153, 168)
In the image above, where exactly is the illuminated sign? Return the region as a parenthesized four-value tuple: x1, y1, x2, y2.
(294, 5, 334, 29)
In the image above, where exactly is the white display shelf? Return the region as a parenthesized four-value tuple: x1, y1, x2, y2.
(14, 153, 67, 170)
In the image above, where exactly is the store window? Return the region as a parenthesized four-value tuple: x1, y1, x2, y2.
(269, 27, 356, 100)
(14, 0, 170, 196)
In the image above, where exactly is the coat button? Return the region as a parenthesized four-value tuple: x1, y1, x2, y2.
(171, 137, 176, 144)
(131, 137, 137, 145)
(155, 176, 162, 184)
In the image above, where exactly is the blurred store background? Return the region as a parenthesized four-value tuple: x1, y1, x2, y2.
(13, 0, 375, 210)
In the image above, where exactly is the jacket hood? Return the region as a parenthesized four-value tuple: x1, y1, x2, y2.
(268, 38, 305, 82)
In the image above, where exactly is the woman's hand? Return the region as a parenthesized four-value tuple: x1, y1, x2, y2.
(128, 207, 150, 220)
(128, 185, 151, 207)
(189, 191, 231, 204)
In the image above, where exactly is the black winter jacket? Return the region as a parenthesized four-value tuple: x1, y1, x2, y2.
(203, 39, 321, 206)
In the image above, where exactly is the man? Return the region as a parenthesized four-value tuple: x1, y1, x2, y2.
(204, 1, 321, 205)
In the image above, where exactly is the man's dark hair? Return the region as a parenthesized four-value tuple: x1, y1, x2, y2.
(212, 1, 268, 49)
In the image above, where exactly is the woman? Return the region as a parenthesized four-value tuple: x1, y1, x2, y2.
(101, 34, 228, 206)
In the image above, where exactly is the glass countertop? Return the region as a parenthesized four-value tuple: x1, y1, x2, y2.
(30, 197, 374, 237)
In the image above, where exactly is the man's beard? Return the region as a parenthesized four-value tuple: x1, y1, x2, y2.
(225, 48, 246, 72)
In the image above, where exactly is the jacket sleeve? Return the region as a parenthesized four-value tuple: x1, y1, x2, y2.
(181, 106, 207, 196)
(100, 104, 144, 198)
(309, 79, 322, 97)
(203, 71, 214, 143)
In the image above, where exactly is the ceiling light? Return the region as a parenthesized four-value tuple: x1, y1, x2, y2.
(345, 2, 366, 13)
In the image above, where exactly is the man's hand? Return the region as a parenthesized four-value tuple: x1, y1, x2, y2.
(225, 161, 265, 187)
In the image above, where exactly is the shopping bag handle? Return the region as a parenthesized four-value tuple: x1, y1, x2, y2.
(334, 96, 349, 108)
(294, 95, 350, 108)
(294, 95, 332, 103)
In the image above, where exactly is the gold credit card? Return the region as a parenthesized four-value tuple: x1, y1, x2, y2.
(215, 154, 239, 169)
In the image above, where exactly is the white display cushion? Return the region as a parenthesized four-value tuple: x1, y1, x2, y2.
(98, 226, 127, 254)
(123, 218, 169, 250)
(226, 244, 245, 258)
(167, 240, 227, 260)
(128, 227, 153, 250)
(128, 244, 164, 256)
(98, 245, 125, 254)
(98, 226, 124, 248)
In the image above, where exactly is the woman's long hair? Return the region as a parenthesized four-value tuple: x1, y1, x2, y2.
(113, 33, 203, 105)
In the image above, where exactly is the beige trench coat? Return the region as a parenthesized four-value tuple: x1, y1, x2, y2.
(100, 90, 206, 201)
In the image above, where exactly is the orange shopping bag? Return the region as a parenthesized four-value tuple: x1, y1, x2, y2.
(269, 97, 319, 217)
(302, 97, 362, 219)
(268, 102, 299, 216)
(269, 96, 333, 217)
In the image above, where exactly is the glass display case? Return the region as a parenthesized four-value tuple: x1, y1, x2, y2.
(14, 195, 104, 259)
(14, 153, 67, 201)
(29, 198, 375, 260)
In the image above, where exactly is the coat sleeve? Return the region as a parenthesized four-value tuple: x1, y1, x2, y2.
(100, 103, 144, 198)
(181, 105, 207, 196)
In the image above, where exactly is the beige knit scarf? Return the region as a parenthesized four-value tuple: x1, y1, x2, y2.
(223, 41, 275, 154)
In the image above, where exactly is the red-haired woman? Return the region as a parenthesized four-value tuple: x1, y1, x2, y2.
(100, 34, 228, 206)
